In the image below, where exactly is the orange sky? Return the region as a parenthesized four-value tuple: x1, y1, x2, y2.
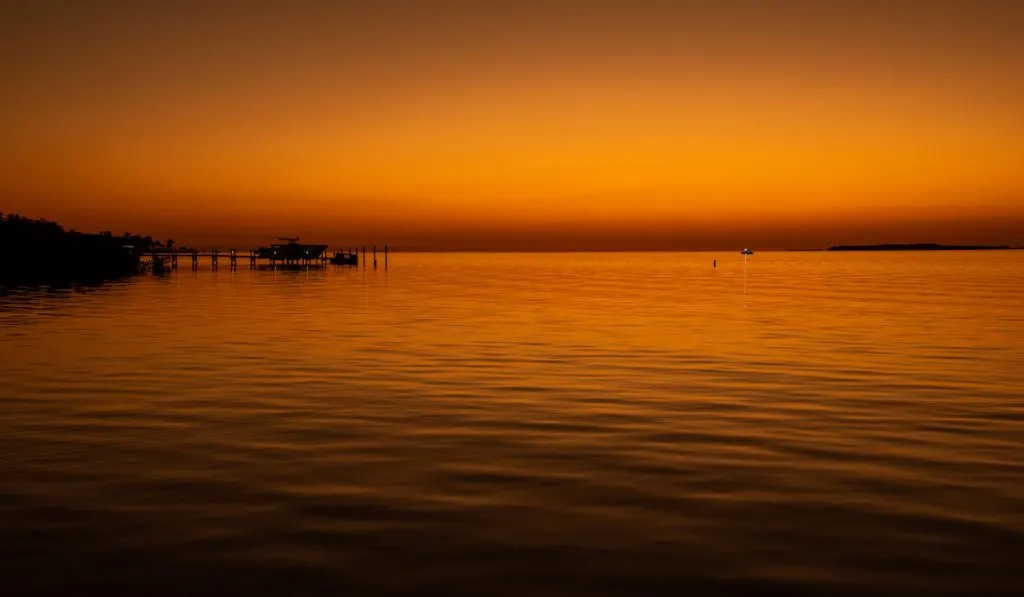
(2, 0, 1023, 249)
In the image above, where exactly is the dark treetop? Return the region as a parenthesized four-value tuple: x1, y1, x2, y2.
(0, 213, 163, 286)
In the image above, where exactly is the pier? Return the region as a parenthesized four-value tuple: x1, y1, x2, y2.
(141, 246, 379, 272)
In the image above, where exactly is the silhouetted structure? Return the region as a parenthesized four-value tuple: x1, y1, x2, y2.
(330, 249, 359, 266)
(1, 215, 379, 285)
(144, 243, 367, 270)
(0, 213, 146, 285)
(255, 237, 329, 266)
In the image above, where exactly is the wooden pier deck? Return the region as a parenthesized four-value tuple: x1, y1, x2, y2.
(143, 245, 388, 271)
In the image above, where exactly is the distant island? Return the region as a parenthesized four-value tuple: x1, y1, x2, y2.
(827, 243, 1014, 252)
(1, 213, 164, 287)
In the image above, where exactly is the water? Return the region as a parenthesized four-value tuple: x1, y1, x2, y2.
(1, 252, 1022, 596)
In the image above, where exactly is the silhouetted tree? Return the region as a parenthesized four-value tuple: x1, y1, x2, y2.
(1, 213, 145, 285)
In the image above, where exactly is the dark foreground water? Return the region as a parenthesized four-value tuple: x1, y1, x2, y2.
(1, 252, 1022, 596)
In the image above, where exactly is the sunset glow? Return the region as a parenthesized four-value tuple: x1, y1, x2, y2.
(2, 1, 1022, 249)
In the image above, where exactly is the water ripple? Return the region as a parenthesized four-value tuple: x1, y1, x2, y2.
(1, 252, 1023, 595)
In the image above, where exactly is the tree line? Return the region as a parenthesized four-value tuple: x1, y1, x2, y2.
(0, 213, 167, 285)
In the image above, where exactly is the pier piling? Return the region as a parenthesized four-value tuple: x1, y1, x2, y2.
(140, 241, 378, 273)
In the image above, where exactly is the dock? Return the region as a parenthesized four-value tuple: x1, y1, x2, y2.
(142, 243, 388, 272)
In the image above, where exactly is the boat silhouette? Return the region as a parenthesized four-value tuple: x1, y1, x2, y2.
(255, 237, 328, 261)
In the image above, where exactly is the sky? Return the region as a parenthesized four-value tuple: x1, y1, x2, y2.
(1, 0, 1023, 249)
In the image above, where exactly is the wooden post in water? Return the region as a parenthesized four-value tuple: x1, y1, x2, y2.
(373, 245, 377, 269)
(171, 249, 178, 270)
(192, 249, 198, 270)
(250, 249, 256, 269)
(384, 245, 388, 270)
(362, 245, 366, 268)
(212, 248, 219, 270)
(230, 249, 237, 270)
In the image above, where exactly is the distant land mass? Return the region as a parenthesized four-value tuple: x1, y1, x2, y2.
(827, 243, 1014, 252)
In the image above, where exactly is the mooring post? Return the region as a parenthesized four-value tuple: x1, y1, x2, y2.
(384, 245, 388, 269)
(373, 245, 377, 269)
(362, 245, 366, 268)
(230, 249, 237, 269)
(192, 249, 198, 270)
(212, 248, 218, 269)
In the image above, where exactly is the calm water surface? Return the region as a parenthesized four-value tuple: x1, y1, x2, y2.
(1, 252, 1022, 595)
